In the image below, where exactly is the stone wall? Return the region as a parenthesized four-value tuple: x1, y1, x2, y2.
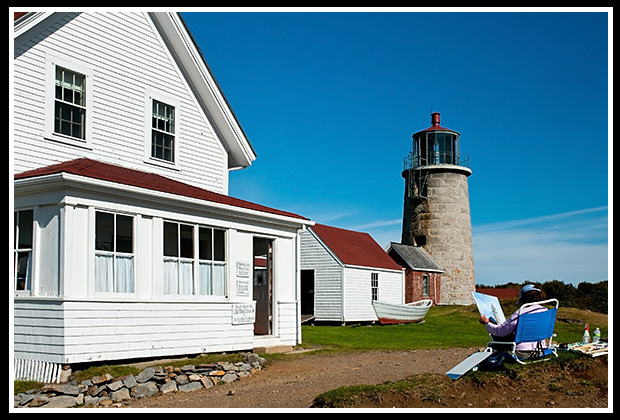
(14, 352, 266, 408)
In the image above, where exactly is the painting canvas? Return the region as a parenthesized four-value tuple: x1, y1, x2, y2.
(471, 291, 506, 325)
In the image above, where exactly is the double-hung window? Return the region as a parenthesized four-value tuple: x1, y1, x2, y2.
(163, 222, 195, 294)
(14, 210, 33, 293)
(95, 211, 134, 293)
(151, 99, 175, 163)
(45, 55, 92, 147)
(198, 227, 227, 295)
(371, 272, 379, 301)
(163, 221, 227, 296)
(54, 66, 86, 140)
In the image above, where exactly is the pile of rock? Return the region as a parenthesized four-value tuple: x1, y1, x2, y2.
(14, 352, 266, 408)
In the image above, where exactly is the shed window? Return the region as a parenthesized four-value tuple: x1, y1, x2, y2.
(371, 272, 379, 301)
(423, 273, 430, 297)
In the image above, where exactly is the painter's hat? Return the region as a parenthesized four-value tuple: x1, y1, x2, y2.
(518, 284, 541, 304)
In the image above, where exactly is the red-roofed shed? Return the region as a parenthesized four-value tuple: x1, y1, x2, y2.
(300, 224, 404, 323)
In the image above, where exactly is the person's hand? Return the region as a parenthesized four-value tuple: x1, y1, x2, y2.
(479, 314, 490, 325)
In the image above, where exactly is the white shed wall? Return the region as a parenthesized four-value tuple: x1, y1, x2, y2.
(343, 267, 404, 322)
(300, 230, 343, 322)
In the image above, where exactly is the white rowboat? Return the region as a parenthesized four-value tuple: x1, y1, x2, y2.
(372, 299, 433, 324)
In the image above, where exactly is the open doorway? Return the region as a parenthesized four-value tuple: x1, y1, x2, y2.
(301, 269, 315, 322)
(253, 237, 273, 335)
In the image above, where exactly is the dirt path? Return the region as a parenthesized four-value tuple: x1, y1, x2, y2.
(126, 347, 478, 409)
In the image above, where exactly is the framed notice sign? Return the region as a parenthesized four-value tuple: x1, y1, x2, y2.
(232, 302, 255, 325)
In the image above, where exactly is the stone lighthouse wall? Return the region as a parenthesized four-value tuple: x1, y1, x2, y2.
(402, 169, 475, 305)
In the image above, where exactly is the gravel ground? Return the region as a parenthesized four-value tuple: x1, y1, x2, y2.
(125, 347, 479, 409)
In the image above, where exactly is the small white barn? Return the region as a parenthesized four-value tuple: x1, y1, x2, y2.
(12, 11, 312, 382)
(300, 224, 404, 323)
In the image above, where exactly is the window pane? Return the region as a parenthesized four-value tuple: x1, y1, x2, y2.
(180, 224, 193, 258)
(95, 212, 114, 251)
(17, 210, 33, 249)
(116, 215, 133, 253)
(163, 222, 178, 257)
(15, 251, 31, 291)
(199, 227, 212, 260)
(214, 229, 225, 261)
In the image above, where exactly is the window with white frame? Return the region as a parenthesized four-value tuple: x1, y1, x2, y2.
(14, 209, 33, 293)
(54, 66, 86, 140)
(95, 211, 134, 293)
(163, 221, 227, 296)
(371, 272, 379, 301)
(45, 55, 92, 147)
(151, 99, 176, 163)
(198, 226, 227, 295)
(423, 273, 430, 297)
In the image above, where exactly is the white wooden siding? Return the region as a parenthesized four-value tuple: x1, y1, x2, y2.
(343, 267, 404, 322)
(300, 230, 343, 322)
(13, 12, 227, 194)
(14, 299, 255, 365)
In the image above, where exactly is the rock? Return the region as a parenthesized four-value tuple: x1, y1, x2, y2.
(110, 388, 131, 402)
(84, 395, 101, 406)
(43, 383, 82, 396)
(135, 367, 156, 383)
(208, 370, 226, 377)
(238, 363, 253, 372)
(175, 374, 189, 385)
(160, 380, 178, 394)
(91, 373, 114, 385)
(179, 382, 203, 392)
(107, 380, 124, 391)
(45, 395, 78, 408)
(220, 373, 237, 383)
(123, 374, 138, 389)
(28, 395, 49, 407)
(130, 381, 159, 399)
(200, 376, 214, 389)
(188, 374, 202, 382)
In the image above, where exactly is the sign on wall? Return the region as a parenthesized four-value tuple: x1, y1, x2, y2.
(232, 302, 255, 325)
(236, 260, 251, 297)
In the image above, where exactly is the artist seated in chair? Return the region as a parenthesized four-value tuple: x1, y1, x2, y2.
(478, 285, 548, 360)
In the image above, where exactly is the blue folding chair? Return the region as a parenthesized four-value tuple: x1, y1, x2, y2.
(486, 298, 559, 364)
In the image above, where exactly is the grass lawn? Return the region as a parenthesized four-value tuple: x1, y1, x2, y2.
(300, 304, 608, 352)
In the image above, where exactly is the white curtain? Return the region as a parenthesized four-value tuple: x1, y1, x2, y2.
(164, 259, 194, 294)
(198, 262, 226, 295)
(163, 259, 178, 294)
(198, 262, 212, 295)
(213, 263, 226, 295)
(179, 261, 193, 294)
(95, 254, 114, 292)
(115, 255, 134, 293)
(95, 254, 133, 293)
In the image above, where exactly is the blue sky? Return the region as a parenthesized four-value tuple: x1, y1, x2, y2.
(181, 9, 610, 287)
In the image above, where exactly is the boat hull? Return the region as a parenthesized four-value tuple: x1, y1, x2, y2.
(372, 299, 432, 325)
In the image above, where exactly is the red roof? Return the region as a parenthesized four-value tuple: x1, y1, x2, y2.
(475, 287, 519, 300)
(14, 158, 308, 221)
(311, 223, 402, 271)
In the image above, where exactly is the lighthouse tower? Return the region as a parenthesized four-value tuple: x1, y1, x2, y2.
(401, 112, 475, 305)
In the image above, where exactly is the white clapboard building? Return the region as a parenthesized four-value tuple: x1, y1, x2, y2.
(12, 11, 313, 382)
(300, 224, 404, 324)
